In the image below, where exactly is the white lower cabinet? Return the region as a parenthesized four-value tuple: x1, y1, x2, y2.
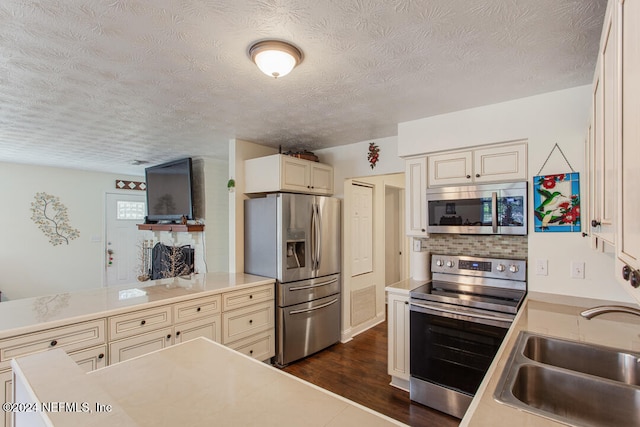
(0, 345, 107, 427)
(221, 284, 276, 361)
(174, 315, 221, 344)
(70, 345, 107, 372)
(227, 330, 275, 361)
(109, 327, 173, 364)
(222, 301, 274, 345)
(1, 369, 11, 427)
(387, 291, 410, 391)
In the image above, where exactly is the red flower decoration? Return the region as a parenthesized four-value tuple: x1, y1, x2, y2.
(368, 142, 380, 169)
(542, 179, 556, 189)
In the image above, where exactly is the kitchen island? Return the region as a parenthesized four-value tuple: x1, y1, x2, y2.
(11, 337, 407, 427)
(0, 273, 277, 427)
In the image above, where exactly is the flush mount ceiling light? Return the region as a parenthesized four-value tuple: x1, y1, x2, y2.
(249, 40, 303, 79)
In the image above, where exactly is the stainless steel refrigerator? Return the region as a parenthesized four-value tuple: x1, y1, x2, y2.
(244, 193, 341, 367)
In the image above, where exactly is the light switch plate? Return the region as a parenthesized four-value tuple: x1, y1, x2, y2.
(536, 259, 548, 276)
(571, 261, 585, 279)
(413, 239, 422, 252)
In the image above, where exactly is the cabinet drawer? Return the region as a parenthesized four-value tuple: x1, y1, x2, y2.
(0, 319, 106, 370)
(175, 315, 221, 344)
(109, 327, 173, 364)
(222, 301, 274, 344)
(174, 295, 221, 323)
(222, 284, 274, 312)
(228, 329, 275, 361)
(70, 345, 107, 372)
(108, 306, 172, 341)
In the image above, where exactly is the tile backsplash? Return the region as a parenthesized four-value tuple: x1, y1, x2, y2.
(417, 234, 528, 260)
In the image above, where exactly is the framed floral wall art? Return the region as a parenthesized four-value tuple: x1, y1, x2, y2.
(533, 173, 581, 232)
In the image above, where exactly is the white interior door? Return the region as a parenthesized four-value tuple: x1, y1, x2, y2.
(351, 184, 373, 276)
(105, 193, 147, 286)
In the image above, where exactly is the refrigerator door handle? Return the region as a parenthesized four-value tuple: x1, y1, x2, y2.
(310, 203, 317, 271)
(315, 203, 321, 270)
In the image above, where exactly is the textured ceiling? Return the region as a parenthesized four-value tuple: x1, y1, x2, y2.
(0, 0, 606, 175)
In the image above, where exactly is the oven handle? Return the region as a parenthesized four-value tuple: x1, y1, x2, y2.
(289, 297, 339, 315)
(410, 301, 512, 326)
(288, 278, 338, 291)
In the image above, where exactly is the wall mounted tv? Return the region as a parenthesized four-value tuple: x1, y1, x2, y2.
(145, 157, 194, 223)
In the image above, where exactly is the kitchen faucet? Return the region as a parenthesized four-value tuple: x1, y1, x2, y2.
(580, 305, 640, 319)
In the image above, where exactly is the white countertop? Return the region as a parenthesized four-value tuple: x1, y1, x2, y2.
(0, 273, 274, 339)
(462, 291, 640, 426)
(11, 337, 407, 427)
(385, 278, 429, 295)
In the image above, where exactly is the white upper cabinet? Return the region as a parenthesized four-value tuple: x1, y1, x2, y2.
(405, 156, 427, 237)
(244, 154, 334, 195)
(618, 0, 640, 271)
(427, 151, 472, 186)
(589, 2, 617, 247)
(428, 142, 527, 187)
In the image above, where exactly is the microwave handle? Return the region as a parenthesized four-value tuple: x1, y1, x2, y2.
(492, 191, 498, 233)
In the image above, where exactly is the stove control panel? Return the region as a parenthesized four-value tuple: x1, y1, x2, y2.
(431, 255, 526, 281)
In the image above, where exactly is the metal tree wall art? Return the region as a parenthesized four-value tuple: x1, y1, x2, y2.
(30, 192, 80, 245)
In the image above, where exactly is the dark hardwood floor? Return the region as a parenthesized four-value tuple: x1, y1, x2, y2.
(282, 321, 459, 427)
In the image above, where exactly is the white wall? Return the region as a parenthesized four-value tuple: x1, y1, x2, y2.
(202, 157, 229, 272)
(228, 139, 278, 273)
(316, 136, 405, 198)
(398, 85, 633, 303)
(0, 162, 143, 300)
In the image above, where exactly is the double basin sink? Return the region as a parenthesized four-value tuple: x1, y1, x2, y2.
(494, 331, 640, 426)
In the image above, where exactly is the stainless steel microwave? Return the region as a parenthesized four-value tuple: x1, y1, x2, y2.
(426, 182, 527, 235)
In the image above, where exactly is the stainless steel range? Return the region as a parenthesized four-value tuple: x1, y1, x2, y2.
(409, 254, 527, 419)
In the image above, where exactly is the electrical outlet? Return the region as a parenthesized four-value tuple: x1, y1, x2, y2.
(413, 239, 422, 252)
(571, 261, 585, 279)
(536, 259, 548, 276)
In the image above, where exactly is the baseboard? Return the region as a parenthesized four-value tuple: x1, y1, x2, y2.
(350, 313, 385, 338)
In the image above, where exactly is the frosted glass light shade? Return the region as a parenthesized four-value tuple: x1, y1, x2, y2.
(249, 40, 302, 78)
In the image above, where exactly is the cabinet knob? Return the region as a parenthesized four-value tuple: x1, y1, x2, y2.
(249, 295, 253, 299)
(98, 353, 105, 359)
(166, 334, 172, 340)
(404, 301, 409, 305)
(582, 232, 589, 237)
(50, 340, 58, 347)
(140, 320, 146, 326)
(421, 228, 425, 232)
(249, 350, 254, 355)
(196, 307, 201, 312)
(591, 219, 601, 227)
(307, 186, 311, 189)
(249, 319, 253, 324)
(466, 175, 471, 179)
(475, 173, 480, 178)
(631, 270, 640, 289)
(176, 331, 181, 336)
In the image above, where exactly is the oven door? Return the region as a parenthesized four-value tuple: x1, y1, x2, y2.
(409, 301, 509, 417)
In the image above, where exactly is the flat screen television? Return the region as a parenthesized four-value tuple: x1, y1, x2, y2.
(145, 158, 194, 223)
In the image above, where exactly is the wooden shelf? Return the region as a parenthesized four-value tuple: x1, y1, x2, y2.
(137, 224, 204, 233)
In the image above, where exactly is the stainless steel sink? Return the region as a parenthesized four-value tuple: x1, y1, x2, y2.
(523, 334, 640, 386)
(495, 331, 640, 426)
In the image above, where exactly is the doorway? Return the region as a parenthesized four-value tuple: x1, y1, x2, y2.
(105, 192, 148, 286)
(385, 186, 405, 286)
